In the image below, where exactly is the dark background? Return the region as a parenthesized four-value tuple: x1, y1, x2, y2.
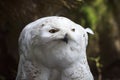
(0, 0, 120, 80)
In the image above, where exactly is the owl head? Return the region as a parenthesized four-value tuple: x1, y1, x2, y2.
(23, 16, 93, 46)
(19, 16, 94, 68)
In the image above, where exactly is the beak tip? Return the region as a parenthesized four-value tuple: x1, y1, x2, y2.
(62, 34, 68, 44)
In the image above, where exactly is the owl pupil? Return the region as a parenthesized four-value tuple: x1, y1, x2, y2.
(71, 28, 75, 32)
(49, 29, 59, 33)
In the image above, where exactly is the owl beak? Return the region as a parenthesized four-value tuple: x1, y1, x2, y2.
(62, 34, 68, 44)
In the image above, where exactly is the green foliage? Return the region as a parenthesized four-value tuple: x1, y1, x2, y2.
(81, 5, 98, 31)
(79, 0, 107, 32)
(89, 56, 103, 80)
(89, 56, 103, 68)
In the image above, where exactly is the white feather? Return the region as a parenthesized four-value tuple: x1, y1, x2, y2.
(85, 28, 94, 35)
(16, 16, 94, 80)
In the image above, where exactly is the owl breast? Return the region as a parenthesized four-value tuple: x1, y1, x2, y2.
(37, 41, 82, 69)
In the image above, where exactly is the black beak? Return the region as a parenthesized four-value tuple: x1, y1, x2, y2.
(61, 34, 68, 44)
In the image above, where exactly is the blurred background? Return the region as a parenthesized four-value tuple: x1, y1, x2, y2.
(0, 0, 120, 80)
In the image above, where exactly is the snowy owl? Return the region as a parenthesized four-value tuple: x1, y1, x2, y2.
(16, 16, 94, 80)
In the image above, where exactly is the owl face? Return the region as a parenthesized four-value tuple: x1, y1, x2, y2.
(31, 17, 86, 47)
(21, 16, 93, 68)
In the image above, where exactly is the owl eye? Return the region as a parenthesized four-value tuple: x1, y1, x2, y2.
(49, 29, 59, 33)
(71, 28, 75, 32)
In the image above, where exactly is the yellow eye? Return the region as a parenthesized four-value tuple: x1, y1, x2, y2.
(49, 29, 59, 33)
(71, 28, 75, 32)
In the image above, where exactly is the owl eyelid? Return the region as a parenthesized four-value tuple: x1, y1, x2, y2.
(49, 29, 59, 33)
